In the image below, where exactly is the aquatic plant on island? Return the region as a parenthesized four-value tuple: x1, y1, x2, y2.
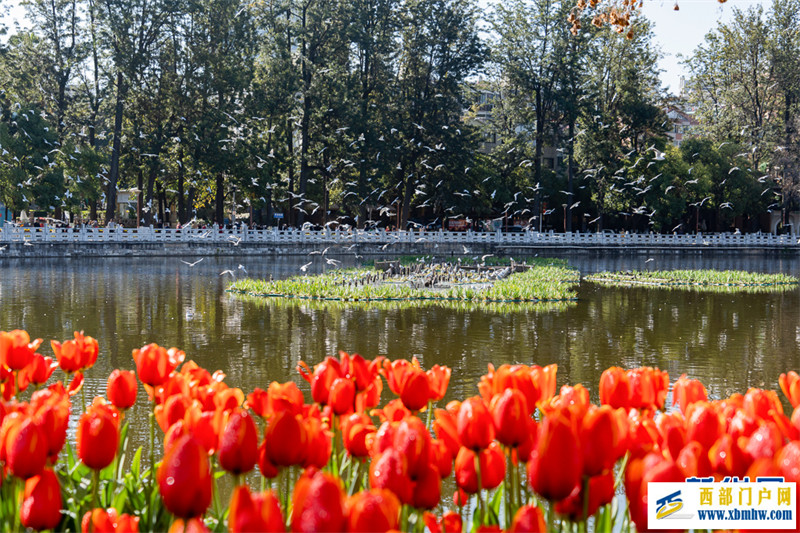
(585, 269, 799, 291)
(3, 328, 800, 532)
(228, 262, 580, 304)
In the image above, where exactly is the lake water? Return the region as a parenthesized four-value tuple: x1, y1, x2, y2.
(2, 251, 800, 450)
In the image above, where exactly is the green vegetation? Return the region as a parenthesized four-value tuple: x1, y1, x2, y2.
(585, 269, 798, 291)
(5, 0, 799, 235)
(228, 263, 579, 303)
(233, 292, 575, 314)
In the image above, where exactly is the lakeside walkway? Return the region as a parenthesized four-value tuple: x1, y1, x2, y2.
(1, 225, 798, 249)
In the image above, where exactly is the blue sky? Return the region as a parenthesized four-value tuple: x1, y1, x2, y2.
(2, 0, 771, 95)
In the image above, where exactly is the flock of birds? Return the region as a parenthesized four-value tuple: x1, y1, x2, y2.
(1, 97, 788, 237)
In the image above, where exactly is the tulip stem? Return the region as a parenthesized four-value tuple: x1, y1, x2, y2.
(332, 415, 340, 477)
(505, 446, 513, 528)
(212, 462, 221, 519)
(92, 468, 100, 509)
(348, 459, 361, 496)
(581, 476, 589, 532)
(474, 453, 484, 525)
(425, 400, 433, 431)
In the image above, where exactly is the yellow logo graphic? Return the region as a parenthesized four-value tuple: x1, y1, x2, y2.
(656, 490, 684, 519)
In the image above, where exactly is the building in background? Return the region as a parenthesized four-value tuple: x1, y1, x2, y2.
(665, 104, 699, 147)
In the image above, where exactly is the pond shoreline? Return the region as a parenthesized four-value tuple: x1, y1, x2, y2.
(1, 240, 799, 258)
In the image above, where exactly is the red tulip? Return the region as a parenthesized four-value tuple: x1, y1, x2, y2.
(478, 363, 557, 410)
(292, 469, 346, 532)
(263, 410, 308, 467)
(509, 505, 547, 533)
(132, 343, 185, 388)
(423, 511, 462, 533)
(671, 374, 707, 413)
(247, 381, 304, 419)
(1, 329, 42, 371)
(20, 468, 62, 531)
(412, 462, 442, 509)
(777, 441, 800, 482)
(598, 367, 629, 408)
(303, 415, 332, 469)
(554, 471, 615, 521)
(107, 369, 138, 410)
(709, 434, 750, 478)
(157, 434, 213, 518)
(432, 438, 453, 478)
(51, 331, 98, 373)
(168, 519, 210, 533)
(30, 383, 71, 459)
(329, 377, 356, 415)
(625, 452, 683, 532)
(342, 413, 375, 458)
(82, 508, 140, 533)
(433, 408, 461, 458)
(370, 448, 412, 504)
(258, 440, 279, 479)
(457, 396, 495, 451)
(393, 415, 432, 478)
(298, 357, 343, 405)
(219, 409, 259, 475)
(4, 416, 48, 479)
(490, 388, 531, 448)
(78, 399, 120, 470)
(676, 440, 713, 479)
(685, 402, 723, 449)
(780, 371, 800, 408)
(454, 443, 505, 494)
(346, 489, 401, 533)
(229, 485, 285, 533)
(21, 354, 58, 386)
(528, 409, 582, 501)
(581, 405, 620, 476)
(427, 364, 451, 402)
(743, 387, 783, 420)
(382, 359, 431, 411)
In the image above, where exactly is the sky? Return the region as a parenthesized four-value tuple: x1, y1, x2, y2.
(0, 0, 772, 95)
(640, 0, 770, 94)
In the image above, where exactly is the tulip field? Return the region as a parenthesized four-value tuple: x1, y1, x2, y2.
(3, 328, 800, 532)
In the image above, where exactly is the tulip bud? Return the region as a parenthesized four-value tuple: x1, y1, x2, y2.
(107, 369, 138, 410)
(219, 410, 259, 476)
(157, 435, 213, 519)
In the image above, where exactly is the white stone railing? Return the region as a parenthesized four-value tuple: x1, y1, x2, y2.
(0, 225, 797, 247)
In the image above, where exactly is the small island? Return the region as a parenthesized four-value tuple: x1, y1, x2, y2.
(228, 257, 580, 303)
(585, 269, 799, 292)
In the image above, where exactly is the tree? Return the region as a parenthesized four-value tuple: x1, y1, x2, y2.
(98, 0, 182, 222)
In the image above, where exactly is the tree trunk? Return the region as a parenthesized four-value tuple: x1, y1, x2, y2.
(145, 165, 158, 226)
(566, 120, 575, 232)
(215, 172, 225, 225)
(105, 70, 126, 223)
(177, 147, 186, 223)
(286, 119, 295, 226)
(136, 167, 143, 226)
(533, 88, 544, 230)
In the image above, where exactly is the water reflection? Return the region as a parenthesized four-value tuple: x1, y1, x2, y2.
(2, 252, 800, 450)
